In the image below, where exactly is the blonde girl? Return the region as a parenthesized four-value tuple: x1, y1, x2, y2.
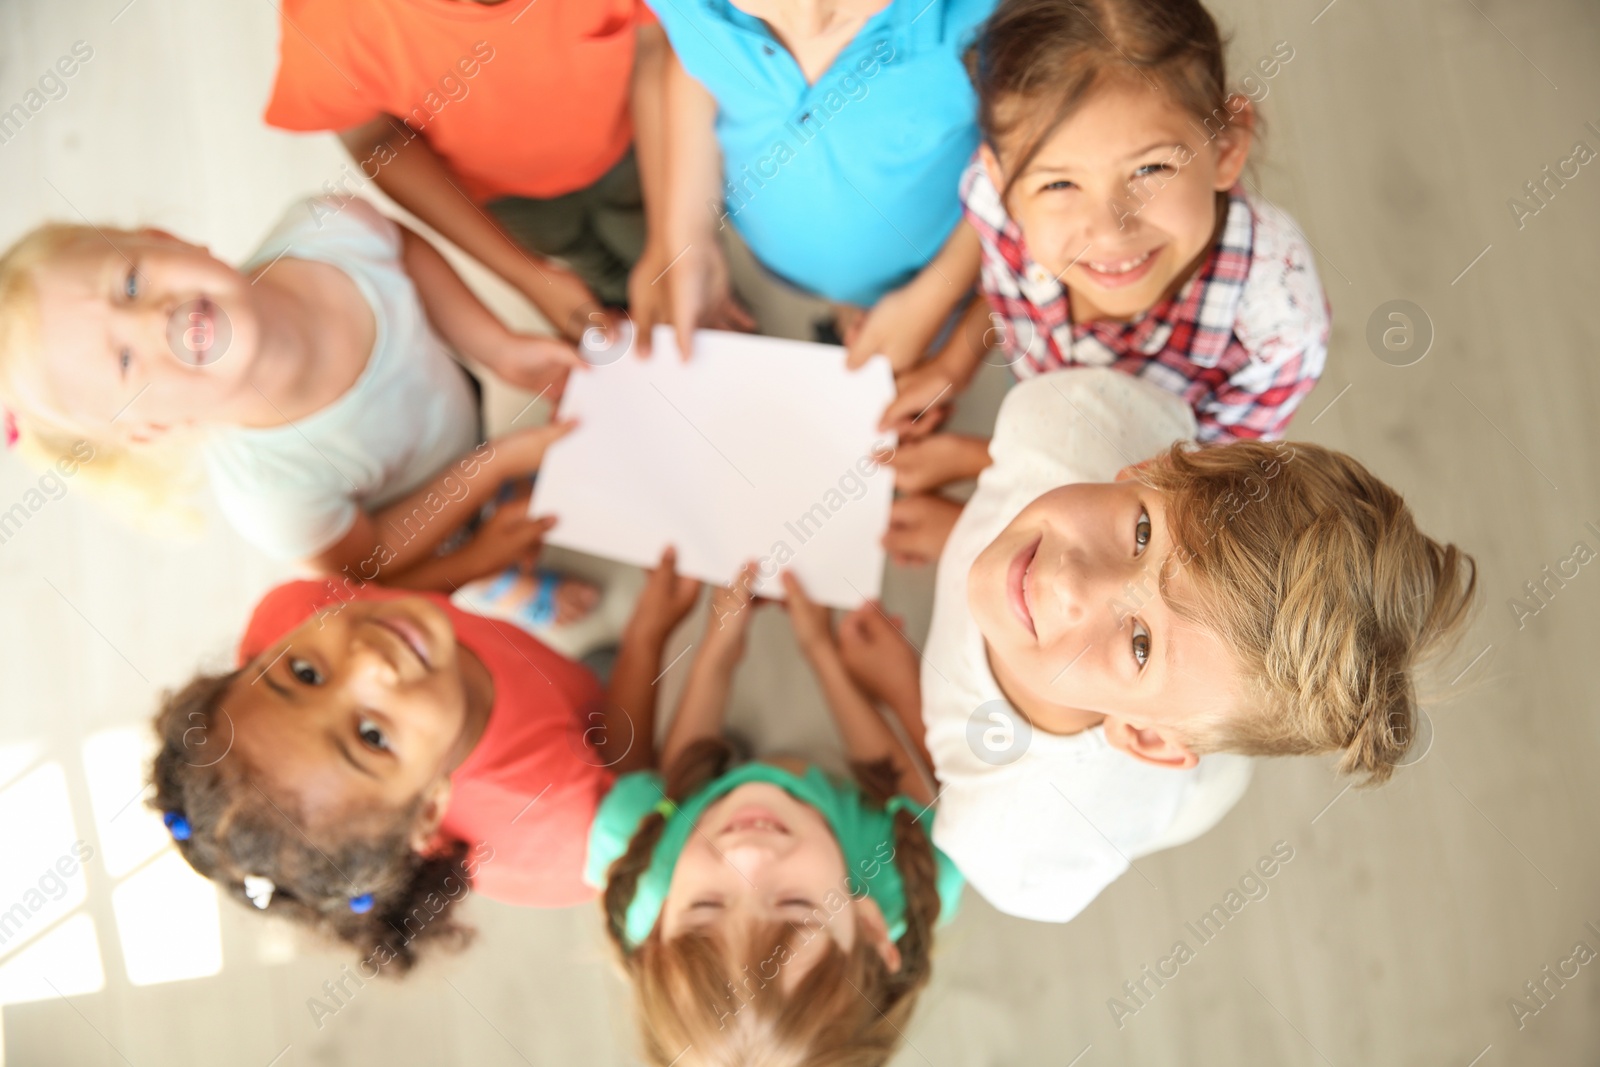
(0, 197, 594, 619)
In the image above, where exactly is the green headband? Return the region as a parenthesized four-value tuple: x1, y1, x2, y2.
(585, 763, 962, 951)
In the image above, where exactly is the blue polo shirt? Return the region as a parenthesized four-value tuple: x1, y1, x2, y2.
(649, 0, 994, 306)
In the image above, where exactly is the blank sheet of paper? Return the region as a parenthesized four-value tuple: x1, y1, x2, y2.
(530, 327, 897, 608)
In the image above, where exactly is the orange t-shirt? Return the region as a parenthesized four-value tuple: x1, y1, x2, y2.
(264, 0, 654, 202)
(237, 579, 615, 908)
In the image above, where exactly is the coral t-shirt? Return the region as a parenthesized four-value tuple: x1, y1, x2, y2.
(263, 0, 655, 202)
(237, 579, 615, 908)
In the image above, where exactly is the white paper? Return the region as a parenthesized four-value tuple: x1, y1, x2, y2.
(530, 326, 897, 608)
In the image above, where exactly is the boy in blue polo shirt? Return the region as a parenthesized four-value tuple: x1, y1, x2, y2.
(633, 0, 992, 362)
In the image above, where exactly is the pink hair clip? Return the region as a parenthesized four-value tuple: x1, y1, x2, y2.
(4, 408, 17, 448)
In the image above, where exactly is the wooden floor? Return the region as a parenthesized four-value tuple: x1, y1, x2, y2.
(2, 0, 1598, 1064)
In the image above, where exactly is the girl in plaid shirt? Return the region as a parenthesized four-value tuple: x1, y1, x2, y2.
(871, 0, 1330, 560)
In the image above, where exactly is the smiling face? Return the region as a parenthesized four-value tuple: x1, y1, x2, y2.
(659, 782, 896, 984)
(29, 229, 257, 442)
(983, 76, 1252, 324)
(224, 597, 492, 844)
(967, 470, 1242, 762)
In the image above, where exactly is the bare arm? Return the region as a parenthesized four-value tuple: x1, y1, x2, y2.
(630, 24, 669, 251)
(397, 224, 513, 363)
(595, 548, 703, 775)
(836, 603, 932, 774)
(783, 575, 934, 806)
(397, 224, 579, 394)
(845, 220, 984, 372)
(879, 295, 993, 437)
(339, 117, 598, 341)
(661, 52, 724, 261)
(660, 565, 759, 771)
(913, 219, 982, 316)
(302, 422, 571, 588)
(638, 51, 754, 358)
(934, 290, 999, 385)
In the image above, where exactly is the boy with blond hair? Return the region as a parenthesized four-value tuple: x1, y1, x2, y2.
(857, 369, 1475, 922)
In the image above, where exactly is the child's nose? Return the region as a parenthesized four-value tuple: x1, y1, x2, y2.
(113, 301, 176, 356)
(349, 638, 403, 687)
(1045, 549, 1094, 626)
(1086, 192, 1137, 241)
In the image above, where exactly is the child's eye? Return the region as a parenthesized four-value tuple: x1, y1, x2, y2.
(123, 266, 140, 301)
(1040, 179, 1077, 193)
(1133, 163, 1174, 179)
(357, 717, 389, 751)
(1134, 507, 1151, 554)
(690, 900, 725, 911)
(289, 657, 323, 685)
(1131, 621, 1151, 669)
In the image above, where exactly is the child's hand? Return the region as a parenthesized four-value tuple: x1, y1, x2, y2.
(665, 242, 756, 360)
(837, 602, 921, 711)
(480, 332, 582, 400)
(485, 419, 576, 480)
(883, 494, 963, 567)
(626, 546, 702, 644)
(527, 262, 611, 347)
(884, 434, 991, 494)
(568, 304, 634, 367)
(627, 244, 673, 358)
(703, 562, 762, 661)
(780, 571, 836, 658)
(880, 360, 959, 439)
(845, 282, 944, 374)
(466, 486, 558, 579)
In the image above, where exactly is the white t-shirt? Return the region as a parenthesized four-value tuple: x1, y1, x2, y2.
(202, 198, 480, 561)
(924, 368, 1253, 923)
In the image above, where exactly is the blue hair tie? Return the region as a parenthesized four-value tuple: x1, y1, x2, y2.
(163, 810, 192, 842)
(348, 893, 375, 914)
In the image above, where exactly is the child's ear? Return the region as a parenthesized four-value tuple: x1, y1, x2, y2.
(979, 142, 1007, 201)
(408, 777, 454, 853)
(1102, 716, 1199, 770)
(852, 896, 903, 974)
(1211, 96, 1255, 190)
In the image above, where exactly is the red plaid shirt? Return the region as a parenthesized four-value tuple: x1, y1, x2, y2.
(960, 159, 1329, 442)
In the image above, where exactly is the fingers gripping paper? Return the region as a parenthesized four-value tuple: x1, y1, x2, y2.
(530, 327, 898, 608)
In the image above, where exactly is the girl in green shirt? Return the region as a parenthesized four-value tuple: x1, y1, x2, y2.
(587, 568, 963, 1066)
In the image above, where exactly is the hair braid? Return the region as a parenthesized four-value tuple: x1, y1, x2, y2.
(603, 738, 736, 955)
(603, 811, 669, 953)
(884, 808, 942, 1001)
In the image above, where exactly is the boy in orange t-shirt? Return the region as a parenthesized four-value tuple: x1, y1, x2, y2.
(266, 0, 667, 390)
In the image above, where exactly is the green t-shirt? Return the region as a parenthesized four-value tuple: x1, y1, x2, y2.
(585, 762, 964, 949)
